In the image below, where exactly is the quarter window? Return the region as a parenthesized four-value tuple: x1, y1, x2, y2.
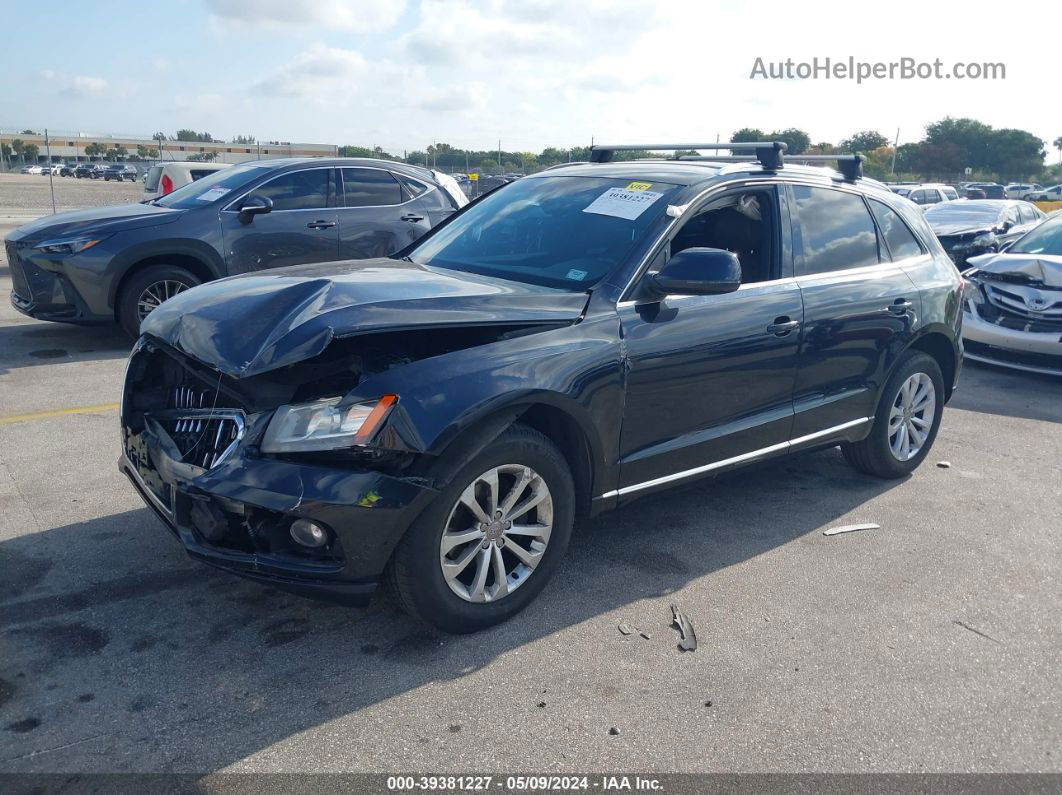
(792, 186, 880, 274)
(342, 168, 402, 207)
(247, 169, 329, 211)
(869, 200, 924, 260)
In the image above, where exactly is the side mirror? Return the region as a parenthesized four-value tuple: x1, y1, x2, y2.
(999, 221, 1013, 233)
(650, 247, 742, 296)
(238, 194, 272, 224)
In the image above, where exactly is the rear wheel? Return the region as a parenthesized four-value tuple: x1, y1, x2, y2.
(388, 425, 574, 633)
(842, 351, 944, 478)
(117, 264, 200, 338)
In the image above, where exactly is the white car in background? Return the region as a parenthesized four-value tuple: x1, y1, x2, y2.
(1023, 185, 1062, 202)
(905, 184, 960, 208)
(142, 162, 231, 201)
(1006, 183, 1042, 199)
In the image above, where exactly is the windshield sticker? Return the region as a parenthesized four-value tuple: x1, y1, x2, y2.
(624, 181, 653, 192)
(583, 187, 664, 221)
(196, 186, 230, 202)
(566, 268, 589, 281)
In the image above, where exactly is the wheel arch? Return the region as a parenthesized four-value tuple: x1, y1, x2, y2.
(110, 250, 221, 323)
(906, 329, 958, 401)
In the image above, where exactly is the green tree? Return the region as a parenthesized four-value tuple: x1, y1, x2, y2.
(22, 143, 39, 161)
(1, 142, 10, 162)
(20, 129, 38, 135)
(731, 128, 765, 142)
(105, 144, 129, 160)
(985, 129, 1044, 180)
(1053, 136, 1062, 164)
(135, 144, 159, 159)
(11, 138, 25, 163)
(769, 128, 810, 154)
(175, 129, 214, 142)
(840, 130, 888, 153)
(84, 142, 107, 157)
(924, 117, 993, 171)
(231, 134, 256, 145)
(186, 151, 218, 162)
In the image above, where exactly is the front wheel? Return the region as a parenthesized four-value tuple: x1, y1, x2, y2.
(842, 350, 944, 479)
(117, 264, 200, 338)
(388, 425, 575, 633)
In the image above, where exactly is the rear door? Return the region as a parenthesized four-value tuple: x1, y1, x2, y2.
(221, 166, 339, 274)
(336, 167, 431, 259)
(788, 184, 920, 439)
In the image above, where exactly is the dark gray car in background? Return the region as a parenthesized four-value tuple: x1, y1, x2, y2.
(5, 158, 466, 336)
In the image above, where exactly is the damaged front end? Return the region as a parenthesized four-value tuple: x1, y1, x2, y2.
(118, 337, 443, 604)
(961, 254, 1062, 375)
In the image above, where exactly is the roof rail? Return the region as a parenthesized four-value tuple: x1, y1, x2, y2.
(787, 154, 865, 182)
(589, 142, 787, 170)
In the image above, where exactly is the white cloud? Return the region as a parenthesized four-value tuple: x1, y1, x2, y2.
(206, 0, 404, 32)
(41, 70, 111, 97)
(252, 43, 376, 101)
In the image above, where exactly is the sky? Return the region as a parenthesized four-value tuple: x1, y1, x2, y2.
(1, 0, 1058, 159)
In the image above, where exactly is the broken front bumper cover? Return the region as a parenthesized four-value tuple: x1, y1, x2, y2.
(118, 447, 438, 605)
(962, 307, 1062, 376)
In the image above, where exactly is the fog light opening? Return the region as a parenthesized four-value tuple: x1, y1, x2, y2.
(290, 519, 329, 548)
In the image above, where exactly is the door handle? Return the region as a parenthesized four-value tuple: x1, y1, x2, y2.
(766, 317, 800, 336)
(400, 213, 425, 222)
(888, 299, 913, 314)
(306, 220, 336, 229)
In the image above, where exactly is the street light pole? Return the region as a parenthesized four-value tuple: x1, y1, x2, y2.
(45, 129, 57, 214)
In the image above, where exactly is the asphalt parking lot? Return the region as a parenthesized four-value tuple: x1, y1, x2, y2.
(0, 172, 142, 216)
(0, 210, 1059, 775)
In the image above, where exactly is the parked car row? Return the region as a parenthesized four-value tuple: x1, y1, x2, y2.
(888, 181, 1062, 203)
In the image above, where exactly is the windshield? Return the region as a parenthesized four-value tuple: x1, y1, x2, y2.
(407, 175, 682, 290)
(1010, 216, 1062, 256)
(924, 202, 1003, 226)
(153, 164, 260, 209)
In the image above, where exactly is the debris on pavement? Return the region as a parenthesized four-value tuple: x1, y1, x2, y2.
(618, 623, 634, 636)
(823, 522, 880, 537)
(670, 604, 698, 651)
(639, 631, 652, 640)
(937, 461, 952, 468)
(608, 727, 620, 736)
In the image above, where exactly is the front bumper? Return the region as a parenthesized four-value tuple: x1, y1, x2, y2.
(962, 305, 1062, 375)
(6, 241, 112, 324)
(119, 446, 438, 605)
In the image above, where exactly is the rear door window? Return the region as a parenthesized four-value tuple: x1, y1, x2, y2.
(792, 185, 881, 274)
(247, 168, 330, 211)
(144, 166, 162, 191)
(341, 168, 402, 207)
(869, 200, 924, 260)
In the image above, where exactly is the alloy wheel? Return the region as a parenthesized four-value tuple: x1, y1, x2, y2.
(888, 372, 936, 462)
(439, 464, 553, 603)
(137, 279, 191, 322)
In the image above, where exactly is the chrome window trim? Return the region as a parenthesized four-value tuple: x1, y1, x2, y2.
(598, 417, 870, 499)
(615, 276, 798, 309)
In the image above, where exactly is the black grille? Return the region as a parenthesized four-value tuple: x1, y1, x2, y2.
(973, 300, 1062, 334)
(965, 340, 1062, 371)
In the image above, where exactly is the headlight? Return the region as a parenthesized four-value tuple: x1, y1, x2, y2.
(261, 395, 397, 453)
(34, 235, 109, 254)
(971, 232, 997, 249)
(960, 270, 984, 305)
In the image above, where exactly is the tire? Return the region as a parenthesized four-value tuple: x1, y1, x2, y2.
(117, 264, 200, 339)
(842, 350, 944, 479)
(388, 424, 575, 633)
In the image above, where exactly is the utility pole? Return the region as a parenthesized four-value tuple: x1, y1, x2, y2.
(45, 129, 56, 214)
(497, 139, 501, 172)
(891, 127, 900, 174)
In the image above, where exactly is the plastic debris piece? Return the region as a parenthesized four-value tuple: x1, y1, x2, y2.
(537, 701, 546, 708)
(704, 700, 713, 707)
(937, 461, 951, 468)
(670, 604, 698, 651)
(823, 522, 880, 536)
(639, 631, 652, 640)
(618, 623, 634, 636)
(608, 727, 620, 736)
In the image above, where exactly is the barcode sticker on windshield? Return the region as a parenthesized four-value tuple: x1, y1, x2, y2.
(196, 187, 230, 202)
(583, 187, 664, 220)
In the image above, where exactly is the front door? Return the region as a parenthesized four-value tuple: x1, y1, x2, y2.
(616, 185, 802, 497)
(221, 167, 339, 274)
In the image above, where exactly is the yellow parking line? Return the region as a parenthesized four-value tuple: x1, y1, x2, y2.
(0, 402, 120, 426)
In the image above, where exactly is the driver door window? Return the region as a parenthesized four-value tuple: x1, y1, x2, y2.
(247, 169, 331, 211)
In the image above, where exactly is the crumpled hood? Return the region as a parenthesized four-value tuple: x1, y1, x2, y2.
(965, 252, 1062, 287)
(928, 221, 995, 237)
(141, 258, 589, 377)
(5, 202, 183, 243)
